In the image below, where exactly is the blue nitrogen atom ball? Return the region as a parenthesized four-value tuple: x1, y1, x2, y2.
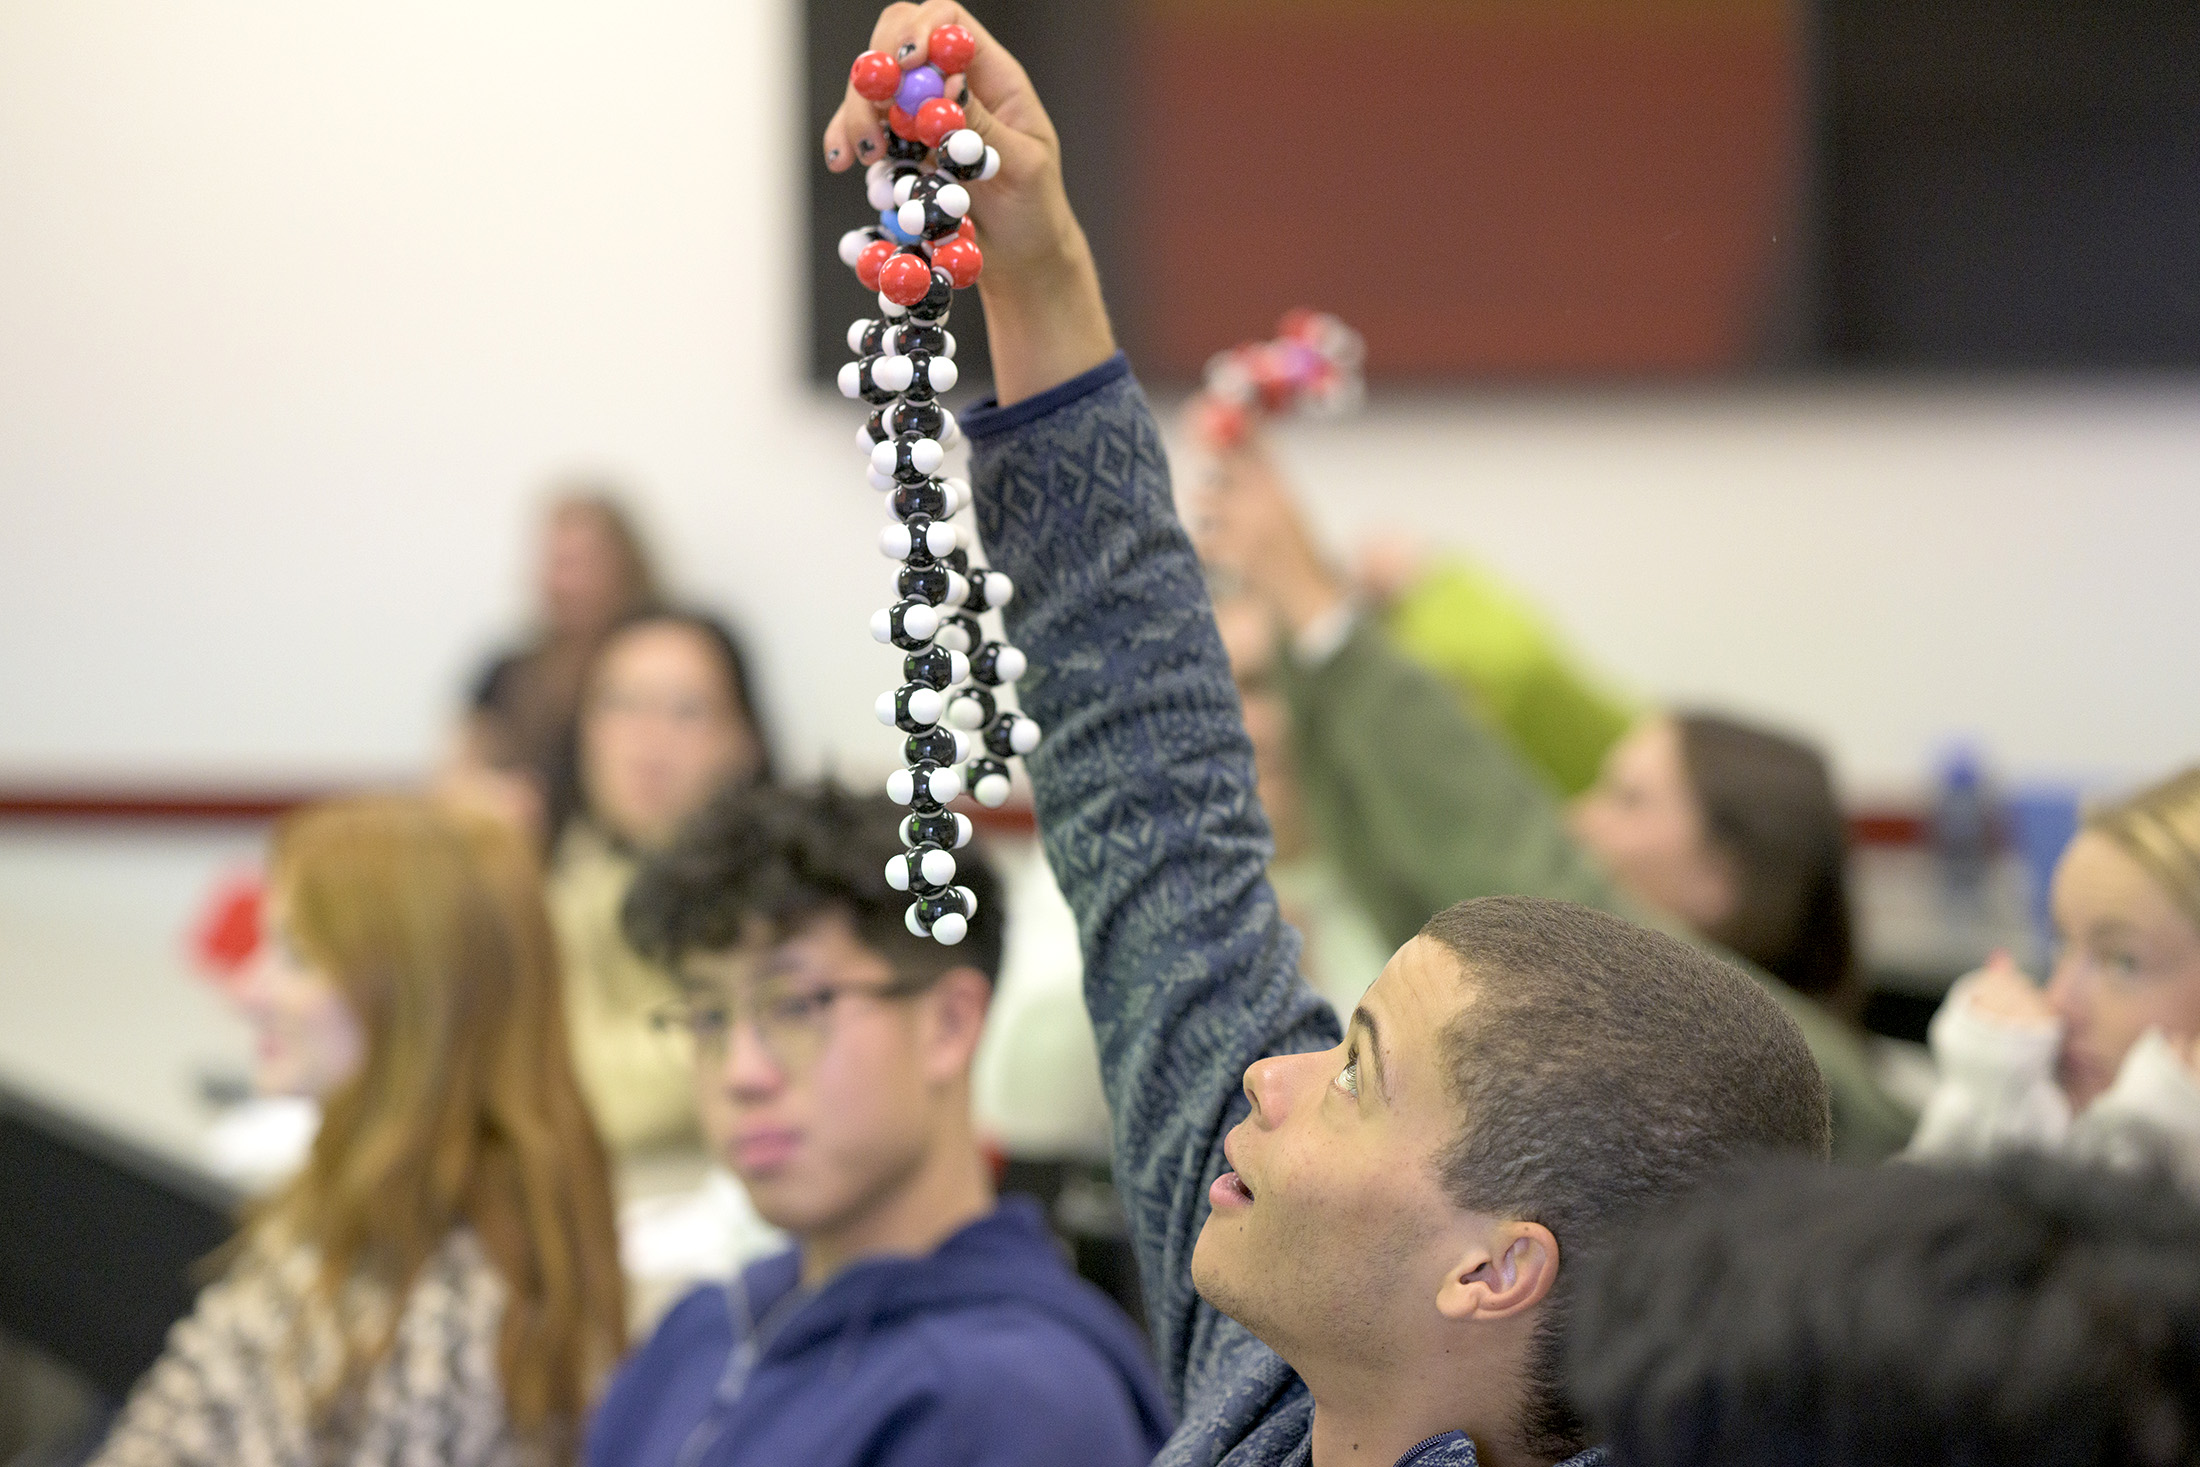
(880, 208, 921, 246)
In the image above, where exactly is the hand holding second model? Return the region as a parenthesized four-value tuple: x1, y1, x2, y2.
(1192, 435, 1349, 639)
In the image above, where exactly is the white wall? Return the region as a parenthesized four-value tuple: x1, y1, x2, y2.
(2, 2, 2195, 796)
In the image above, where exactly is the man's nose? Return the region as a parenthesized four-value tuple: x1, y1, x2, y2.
(1241, 1050, 1315, 1127)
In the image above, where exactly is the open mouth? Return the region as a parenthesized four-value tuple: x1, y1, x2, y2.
(1209, 1169, 1255, 1209)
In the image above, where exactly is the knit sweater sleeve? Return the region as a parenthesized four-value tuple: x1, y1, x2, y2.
(965, 357, 1340, 1413)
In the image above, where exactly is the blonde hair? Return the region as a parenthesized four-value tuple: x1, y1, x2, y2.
(257, 796, 624, 1455)
(2087, 766, 2200, 934)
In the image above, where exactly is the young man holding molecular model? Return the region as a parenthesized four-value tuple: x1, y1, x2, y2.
(582, 783, 1169, 1467)
(826, 8, 1835, 1467)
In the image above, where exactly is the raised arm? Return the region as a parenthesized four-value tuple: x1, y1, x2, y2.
(821, 4, 1339, 1403)
(964, 361, 1338, 1402)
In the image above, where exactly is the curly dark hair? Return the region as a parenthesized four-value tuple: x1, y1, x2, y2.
(620, 778, 1003, 985)
(1570, 1153, 2200, 1467)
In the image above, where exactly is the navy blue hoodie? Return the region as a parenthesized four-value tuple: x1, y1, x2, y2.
(585, 1197, 1171, 1467)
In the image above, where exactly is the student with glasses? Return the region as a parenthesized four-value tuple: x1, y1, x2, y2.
(582, 781, 1170, 1467)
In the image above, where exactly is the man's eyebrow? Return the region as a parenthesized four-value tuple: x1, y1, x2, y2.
(1349, 1006, 1393, 1104)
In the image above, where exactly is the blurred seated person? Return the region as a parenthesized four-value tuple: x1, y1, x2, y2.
(95, 797, 624, 1467)
(1909, 766, 2200, 1188)
(1195, 433, 1914, 1158)
(446, 487, 664, 845)
(590, 782, 1171, 1467)
(554, 608, 772, 1156)
(1569, 1154, 2200, 1467)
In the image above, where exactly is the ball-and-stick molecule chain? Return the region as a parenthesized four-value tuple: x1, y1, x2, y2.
(836, 24, 1037, 947)
(1188, 309, 1366, 452)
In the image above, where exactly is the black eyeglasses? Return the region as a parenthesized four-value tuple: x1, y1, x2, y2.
(651, 971, 939, 1073)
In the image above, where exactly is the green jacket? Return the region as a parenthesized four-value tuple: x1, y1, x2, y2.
(1282, 618, 1918, 1162)
(1383, 561, 1636, 798)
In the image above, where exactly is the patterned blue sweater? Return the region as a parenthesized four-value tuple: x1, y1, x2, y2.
(964, 356, 1606, 1467)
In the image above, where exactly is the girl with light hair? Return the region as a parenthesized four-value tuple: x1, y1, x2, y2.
(95, 796, 626, 1467)
(1910, 766, 2200, 1185)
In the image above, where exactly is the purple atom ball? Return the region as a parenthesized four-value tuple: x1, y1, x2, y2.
(893, 63, 945, 115)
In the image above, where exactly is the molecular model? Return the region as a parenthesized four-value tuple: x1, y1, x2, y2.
(835, 23, 1038, 947)
(1187, 309, 1366, 452)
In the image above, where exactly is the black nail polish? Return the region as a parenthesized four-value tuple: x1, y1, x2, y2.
(896, 41, 917, 59)
(858, 137, 876, 154)
(828, 147, 842, 162)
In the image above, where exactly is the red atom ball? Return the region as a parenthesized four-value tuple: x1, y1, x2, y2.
(878, 252, 934, 306)
(927, 24, 977, 76)
(912, 98, 966, 149)
(956, 217, 977, 243)
(856, 238, 896, 290)
(850, 50, 901, 102)
(932, 238, 982, 289)
(886, 103, 922, 141)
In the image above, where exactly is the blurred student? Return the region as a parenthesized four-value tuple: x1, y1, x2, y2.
(448, 488, 664, 844)
(1569, 1155, 2200, 1467)
(553, 608, 771, 1156)
(95, 797, 624, 1467)
(588, 782, 1171, 1467)
(1195, 435, 1913, 1158)
(1909, 766, 2200, 1186)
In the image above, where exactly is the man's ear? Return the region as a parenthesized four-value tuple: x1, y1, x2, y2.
(1434, 1221, 1559, 1323)
(921, 966, 992, 1079)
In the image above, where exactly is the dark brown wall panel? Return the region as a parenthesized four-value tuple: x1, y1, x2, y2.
(1128, 0, 1803, 378)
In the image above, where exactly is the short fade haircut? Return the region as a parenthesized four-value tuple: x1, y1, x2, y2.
(1569, 1154, 2200, 1467)
(1419, 896, 1831, 1459)
(621, 779, 1004, 985)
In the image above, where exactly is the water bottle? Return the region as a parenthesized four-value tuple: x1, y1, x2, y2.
(1932, 743, 1995, 904)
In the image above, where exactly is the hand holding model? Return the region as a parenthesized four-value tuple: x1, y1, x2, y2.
(823, 3, 1114, 406)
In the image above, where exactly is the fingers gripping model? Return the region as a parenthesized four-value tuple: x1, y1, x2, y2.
(833, 21, 1039, 947)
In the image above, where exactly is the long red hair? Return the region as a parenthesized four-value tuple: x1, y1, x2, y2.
(255, 795, 624, 1454)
